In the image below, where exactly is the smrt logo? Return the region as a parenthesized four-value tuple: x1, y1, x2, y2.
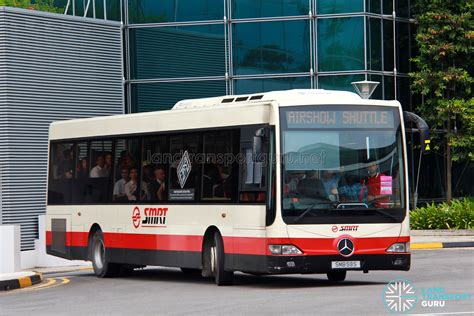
(331, 225, 359, 233)
(132, 207, 168, 228)
(132, 207, 141, 228)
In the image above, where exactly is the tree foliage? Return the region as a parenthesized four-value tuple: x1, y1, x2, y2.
(0, 0, 63, 14)
(410, 0, 474, 162)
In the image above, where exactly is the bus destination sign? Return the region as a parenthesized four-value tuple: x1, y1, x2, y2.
(286, 110, 395, 129)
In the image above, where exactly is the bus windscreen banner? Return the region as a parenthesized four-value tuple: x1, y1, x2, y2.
(285, 110, 395, 129)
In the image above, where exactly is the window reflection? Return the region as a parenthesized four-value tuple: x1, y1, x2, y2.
(317, 17, 364, 71)
(232, 0, 308, 19)
(317, 0, 363, 14)
(367, 17, 382, 71)
(128, 0, 224, 23)
(130, 26, 225, 80)
(234, 77, 310, 94)
(233, 20, 310, 75)
(318, 74, 364, 92)
(131, 81, 226, 112)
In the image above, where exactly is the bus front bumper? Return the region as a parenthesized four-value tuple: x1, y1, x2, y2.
(264, 253, 410, 274)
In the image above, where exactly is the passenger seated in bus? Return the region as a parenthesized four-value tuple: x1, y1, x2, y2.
(58, 149, 74, 179)
(125, 167, 139, 201)
(363, 158, 390, 208)
(113, 167, 129, 201)
(202, 163, 220, 198)
(214, 165, 231, 198)
(296, 171, 327, 200)
(140, 164, 153, 200)
(338, 174, 368, 203)
(284, 171, 306, 196)
(90, 155, 108, 178)
(321, 170, 339, 201)
(76, 157, 89, 179)
(104, 152, 113, 177)
(149, 166, 166, 201)
(117, 151, 136, 178)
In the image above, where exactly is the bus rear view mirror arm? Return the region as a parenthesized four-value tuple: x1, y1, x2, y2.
(403, 111, 430, 155)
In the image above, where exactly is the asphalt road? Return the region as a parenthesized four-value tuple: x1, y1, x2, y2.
(1, 249, 473, 315)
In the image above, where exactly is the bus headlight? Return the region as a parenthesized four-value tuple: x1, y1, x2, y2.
(269, 245, 303, 255)
(386, 242, 410, 253)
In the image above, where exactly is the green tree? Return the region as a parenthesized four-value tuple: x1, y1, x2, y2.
(0, 0, 63, 14)
(410, 0, 474, 202)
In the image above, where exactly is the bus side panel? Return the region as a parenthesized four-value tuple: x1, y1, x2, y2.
(46, 213, 72, 260)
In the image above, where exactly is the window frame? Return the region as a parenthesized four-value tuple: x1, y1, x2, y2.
(47, 124, 271, 206)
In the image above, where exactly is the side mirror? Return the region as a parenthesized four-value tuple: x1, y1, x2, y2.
(252, 128, 265, 162)
(404, 111, 430, 154)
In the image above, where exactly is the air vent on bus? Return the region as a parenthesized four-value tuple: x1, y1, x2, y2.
(249, 95, 263, 100)
(235, 97, 249, 102)
(221, 98, 234, 103)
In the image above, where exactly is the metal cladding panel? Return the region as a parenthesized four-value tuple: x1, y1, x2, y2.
(0, 7, 123, 250)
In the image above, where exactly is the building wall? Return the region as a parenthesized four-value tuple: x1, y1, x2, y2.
(0, 7, 123, 250)
(124, 0, 413, 113)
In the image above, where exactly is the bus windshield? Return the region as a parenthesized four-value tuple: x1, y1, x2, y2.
(280, 105, 406, 224)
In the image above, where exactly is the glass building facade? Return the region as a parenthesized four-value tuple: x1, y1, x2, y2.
(6, 1, 470, 202)
(123, 0, 414, 114)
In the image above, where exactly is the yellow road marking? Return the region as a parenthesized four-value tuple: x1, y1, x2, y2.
(30, 278, 57, 289)
(411, 242, 443, 249)
(9, 277, 70, 293)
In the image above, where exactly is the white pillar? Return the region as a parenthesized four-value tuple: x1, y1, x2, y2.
(0, 225, 21, 273)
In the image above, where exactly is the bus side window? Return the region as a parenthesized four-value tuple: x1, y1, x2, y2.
(239, 126, 268, 203)
(48, 142, 75, 204)
(113, 138, 140, 202)
(71, 142, 89, 204)
(141, 135, 168, 202)
(89, 140, 113, 203)
(201, 130, 238, 202)
(168, 134, 201, 201)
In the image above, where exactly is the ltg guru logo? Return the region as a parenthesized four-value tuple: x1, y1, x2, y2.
(382, 279, 418, 313)
(382, 279, 473, 313)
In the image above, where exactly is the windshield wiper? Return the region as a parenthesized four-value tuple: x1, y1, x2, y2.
(293, 203, 319, 224)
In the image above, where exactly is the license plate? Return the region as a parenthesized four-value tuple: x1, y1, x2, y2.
(331, 261, 361, 269)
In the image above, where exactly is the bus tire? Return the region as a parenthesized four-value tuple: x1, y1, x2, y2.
(326, 270, 346, 282)
(213, 233, 233, 286)
(91, 230, 120, 278)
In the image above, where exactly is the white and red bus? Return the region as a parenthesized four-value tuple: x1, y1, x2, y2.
(46, 89, 428, 285)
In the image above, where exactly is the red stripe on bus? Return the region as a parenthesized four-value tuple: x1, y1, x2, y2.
(103, 233, 204, 252)
(45, 231, 409, 255)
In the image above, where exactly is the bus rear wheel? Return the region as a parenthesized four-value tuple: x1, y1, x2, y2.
(91, 230, 120, 278)
(326, 270, 346, 282)
(208, 232, 233, 286)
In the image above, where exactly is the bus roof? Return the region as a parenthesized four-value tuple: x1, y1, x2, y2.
(172, 89, 361, 110)
(49, 89, 401, 140)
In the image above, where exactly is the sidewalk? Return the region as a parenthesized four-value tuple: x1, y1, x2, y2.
(411, 229, 474, 249)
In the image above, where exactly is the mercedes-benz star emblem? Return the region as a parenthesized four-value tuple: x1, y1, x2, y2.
(337, 238, 354, 257)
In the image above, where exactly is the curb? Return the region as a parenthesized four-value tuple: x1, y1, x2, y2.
(411, 241, 474, 250)
(0, 273, 43, 291)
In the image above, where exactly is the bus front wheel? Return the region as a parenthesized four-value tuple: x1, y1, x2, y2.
(91, 230, 120, 277)
(326, 270, 346, 282)
(211, 233, 233, 286)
